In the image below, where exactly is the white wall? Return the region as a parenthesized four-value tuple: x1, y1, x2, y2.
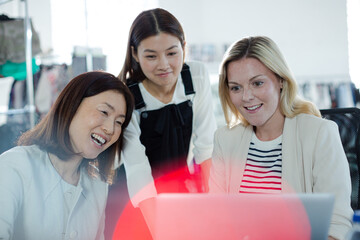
(48, 0, 158, 74)
(347, 0, 360, 88)
(1, 0, 351, 81)
(1, 0, 159, 73)
(158, 0, 350, 82)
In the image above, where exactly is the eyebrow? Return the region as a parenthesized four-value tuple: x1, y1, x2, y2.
(104, 102, 126, 118)
(228, 74, 264, 85)
(104, 102, 115, 110)
(143, 45, 179, 53)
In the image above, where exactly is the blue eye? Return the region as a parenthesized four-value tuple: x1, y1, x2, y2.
(230, 86, 241, 92)
(253, 81, 264, 87)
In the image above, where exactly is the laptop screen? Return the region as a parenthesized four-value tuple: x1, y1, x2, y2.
(154, 193, 334, 240)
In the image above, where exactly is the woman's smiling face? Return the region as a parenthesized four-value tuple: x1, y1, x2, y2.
(132, 32, 184, 91)
(227, 57, 284, 131)
(68, 90, 127, 160)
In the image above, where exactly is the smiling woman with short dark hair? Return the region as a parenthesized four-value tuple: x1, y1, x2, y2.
(0, 71, 134, 240)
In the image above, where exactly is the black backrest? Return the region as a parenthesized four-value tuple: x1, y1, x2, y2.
(320, 107, 360, 210)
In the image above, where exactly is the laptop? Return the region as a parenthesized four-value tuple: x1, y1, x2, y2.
(153, 193, 334, 240)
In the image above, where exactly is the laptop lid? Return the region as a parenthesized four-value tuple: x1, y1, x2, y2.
(154, 193, 334, 240)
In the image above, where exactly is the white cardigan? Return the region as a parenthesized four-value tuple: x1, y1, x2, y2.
(0, 145, 108, 240)
(209, 113, 353, 240)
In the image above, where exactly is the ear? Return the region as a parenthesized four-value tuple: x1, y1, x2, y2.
(131, 46, 139, 63)
(182, 41, 187, 62)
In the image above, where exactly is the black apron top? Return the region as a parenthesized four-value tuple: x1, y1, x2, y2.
(127, 64, 197, 192)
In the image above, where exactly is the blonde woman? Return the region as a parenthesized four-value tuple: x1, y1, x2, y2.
(209, 36, 352, 240)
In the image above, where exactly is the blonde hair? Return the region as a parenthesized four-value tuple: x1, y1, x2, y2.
(219, 36, 320, 127)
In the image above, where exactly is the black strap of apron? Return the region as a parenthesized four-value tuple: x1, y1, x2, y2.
(127, 63, 195, 110)
(181, 63, 196, 95)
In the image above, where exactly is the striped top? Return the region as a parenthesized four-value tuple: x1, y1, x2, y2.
(239, 133, 283, 194)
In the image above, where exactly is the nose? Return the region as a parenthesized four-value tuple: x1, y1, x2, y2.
(158, 55, 169, 70)
(102, 119, 114, 136)
(242, 87, 254, 102)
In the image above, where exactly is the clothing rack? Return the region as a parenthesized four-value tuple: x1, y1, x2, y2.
(0, 0, 36, 127)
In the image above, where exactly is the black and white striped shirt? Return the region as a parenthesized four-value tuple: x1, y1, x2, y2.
(239, 133, 283, 194)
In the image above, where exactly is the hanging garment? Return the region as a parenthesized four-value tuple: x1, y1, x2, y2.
(0, 58, 40, 80)
(0, 18, 41, 65)
(336, 82, 356, 108)
(71, 47, 107, 76)
(35, 64, 70, 115)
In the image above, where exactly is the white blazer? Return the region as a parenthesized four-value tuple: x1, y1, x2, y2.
(0, 145, 108, 240)
(210, 113, 353, 240)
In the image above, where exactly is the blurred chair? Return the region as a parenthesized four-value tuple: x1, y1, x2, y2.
(320, 107, 360, 210)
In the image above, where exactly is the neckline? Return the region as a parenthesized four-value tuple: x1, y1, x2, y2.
(140, 77, 180, 105)
(252, 131, 282, 144)
(48, 152, 81, 186)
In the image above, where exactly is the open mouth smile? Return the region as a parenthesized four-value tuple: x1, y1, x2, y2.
(91, 133, 107, 146)
(245, 104, 262, 111)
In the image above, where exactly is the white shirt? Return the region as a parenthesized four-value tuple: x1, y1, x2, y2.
(0, 145, 108, 240)
(122, 61, 217, 206)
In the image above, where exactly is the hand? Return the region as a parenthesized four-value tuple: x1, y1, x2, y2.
(200, 159, 212, 192)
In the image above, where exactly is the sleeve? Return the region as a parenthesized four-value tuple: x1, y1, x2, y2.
(208, 129, 227, 193)
(191, 62, 218, 164)
(312, 120, 353, 239)
(0, 150, 25, 239)
(121, 112, 157, 207)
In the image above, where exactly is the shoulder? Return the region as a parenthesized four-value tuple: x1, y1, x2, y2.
(286, 114, 338, 139)
(292, 113, 336, 129)
(0, 145, 45, 165)
(185, 61, 208, 77)
(215, 123, 248, 140)
(184, 61, 211, 96)
(0, 145, 47, 183)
